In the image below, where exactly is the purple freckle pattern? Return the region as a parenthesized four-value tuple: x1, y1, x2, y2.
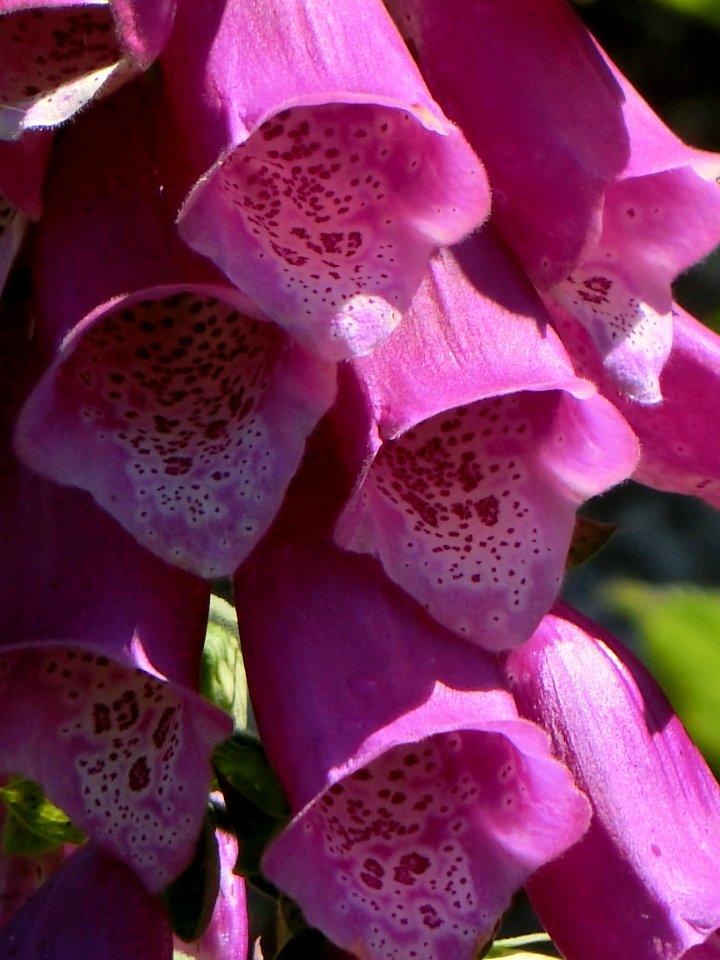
(55, 291, 281, 570)
(0, 648, 192, 888)
(0, 6, 121, 109)
(366, 396, 550, 630)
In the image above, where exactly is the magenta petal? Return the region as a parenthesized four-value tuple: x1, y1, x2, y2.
(384, 0, 629, 286)
(335, 235, 639, 650)
(0, 844, 172, 959)
(234, 455, 590, 958)
(15, 286, 336, 577)
(505, 605, 720, 960)
(0, 642, 230, 892)
(1, 315, 210, 687)
(164, 0, 489, 358)
(13, 82, 336, 577)
(551, 302, 720, 509)
(0, 0, 174, 138)
(385, 0, 720, 401)
(177, 829, 247, 960)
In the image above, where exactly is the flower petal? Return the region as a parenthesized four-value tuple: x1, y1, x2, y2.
(505, 605, 720, 960)
(334, 235, 639, 650)
(163, 0, 489, 358)
(234, 445, 590, 959)
(550, 301, 720, 509)
(384, 0, 720, 401)
(13, 81, 336, 577)
(0, 844, 172, 958)
(0, 642, 230, 892)
(0, 0, 174, 138)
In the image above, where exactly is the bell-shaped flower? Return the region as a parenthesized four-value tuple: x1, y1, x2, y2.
(1, 312, 231, 893)
(0, 0, 175, 139)
(504, 604, 720, 960)
(334, 230, 639, 651)
(233, 446, 590, 960)
(161, 0, 489, 359)
(384, 0, 720, 403)
(13, 79, 336, 579)
(551, 301, 720, 510)
(0, 843, 173, 959)
(0, 131, 51, 293)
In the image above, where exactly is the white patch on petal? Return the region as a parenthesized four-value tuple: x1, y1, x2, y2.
(549, 266, 673, 405)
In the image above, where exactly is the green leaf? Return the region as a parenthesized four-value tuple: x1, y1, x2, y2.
(214, 734, 289, 881)
(161, 813, 220, 943)
(565, 515, 617, 570)
(213, 733, 289, 819)
(607, 581, 720, 770)
(0, 777, 85, 855)
(201, 595, 248, 728)
(487, 933, 558, 960)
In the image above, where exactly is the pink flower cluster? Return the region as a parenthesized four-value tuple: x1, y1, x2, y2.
(2, 0, 720, 958)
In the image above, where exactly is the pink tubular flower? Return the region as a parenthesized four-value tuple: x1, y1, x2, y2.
(233, 448, 590, 960)
(334, 230, 639, 651)
(384, 0, 720, 403)
(0, 0, 175, 139)
(504, 604, 720, 960)
(13, 79, 335, 578)
(1, 314, 231, 893)
(0, 844, 173, 959)
(161, 0, 489, 359)
(552, 302, 720, 509)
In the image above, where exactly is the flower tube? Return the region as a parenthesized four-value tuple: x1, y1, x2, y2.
(13, 78, 335, 578)
(233, 445, 590, 960)
(334, 230, 639, 650)
(1, 314, 231, 893)
(0, 844, 173, 959)
(505, 604, 720, 960)
(162, 0, 489, 359)
(384, 0, 720, 403)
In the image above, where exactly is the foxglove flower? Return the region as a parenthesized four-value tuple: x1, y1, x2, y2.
(334, 230, 639, 650)
(552, 302, 720, 509)
(505, 604, 720, 960)
(0, 843, 173, 959)
(162, 0, 489, 359)
(234, 447, 590, 960)
(384, 0, 720, 403)
(0, 0, 175, 139)
(0, 132, 51, 293)
(13, 79, 335, 578)
(1, 314, 231, 893)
